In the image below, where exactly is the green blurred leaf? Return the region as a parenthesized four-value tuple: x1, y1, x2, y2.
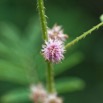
(0, 19, 42, 85)
(0, 22, 21, 47)
(56, 77, 85, 93)
(0, 60, 30, 84)
(24, 17, 42, 55)
(1, 88, 29, 103)
(55, 52, 84, 76)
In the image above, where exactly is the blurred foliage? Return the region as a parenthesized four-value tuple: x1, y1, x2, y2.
(0, 19, 85, 103)
(0, 0, 103, 103)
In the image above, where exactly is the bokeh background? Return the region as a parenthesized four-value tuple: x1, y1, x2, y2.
(0, 0, 103, 103)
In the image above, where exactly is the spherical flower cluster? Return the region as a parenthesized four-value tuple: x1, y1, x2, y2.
(30, 84, 47, 103)
(41, 24, 68, 63)
(48, 24, 68, 41)
(46, 94, 63, 103)
(42, 39, 65, 63)
(30, 86, 62, 103)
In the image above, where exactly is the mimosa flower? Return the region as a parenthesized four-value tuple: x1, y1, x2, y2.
(42, 39, 65, 63)
(30, 84, 47, 103)
(46, 94, 63, 103)
(48, 24, 68, 41)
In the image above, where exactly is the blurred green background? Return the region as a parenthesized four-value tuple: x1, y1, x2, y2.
(0, 0, 103, 103)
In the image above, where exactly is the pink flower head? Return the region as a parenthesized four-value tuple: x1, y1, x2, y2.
(46, 94, 63, 103)
(30, 84, 47, 103)
(42, 39, 65, 63)
(48, 24, 68, 41)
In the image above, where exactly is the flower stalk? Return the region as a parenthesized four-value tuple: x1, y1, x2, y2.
(47, 62, 55, 93)
(37, 0, 48, 41)
(65, 22, 103, 49)
(37, 0, 55, 93)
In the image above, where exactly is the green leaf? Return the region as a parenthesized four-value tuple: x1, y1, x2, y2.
(0, 20, 41, 85)
(55, 52, 84, 76)
(56, 77, 85, 93)
(34, 55, 46, 81)
(24, 17, 42, 55)
(0, 60, 30, 84)
(1, 88, 29, 103)
(0, 22, 21, 47)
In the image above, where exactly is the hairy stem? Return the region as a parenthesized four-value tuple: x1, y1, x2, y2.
(37, 0, 48, 40)
(47, 62, 55, 93)
(37, 0, 55, 93)
(65, 22, 103, 49)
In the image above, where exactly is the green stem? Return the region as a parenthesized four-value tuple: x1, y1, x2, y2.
(65, 22, 103, 49)
(37, 0, 55, 93)
(47, 62, 55, 93)
(37, 0, 48, 40)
